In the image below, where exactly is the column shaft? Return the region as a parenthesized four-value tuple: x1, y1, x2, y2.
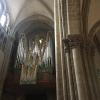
(54, 0, 64, 100)
(68, 0, 81, 35)
(72, 48, 89, 100)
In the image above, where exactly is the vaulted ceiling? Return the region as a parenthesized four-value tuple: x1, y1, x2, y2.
(4, 0, 100, 35)
(5, 0, 54, 28)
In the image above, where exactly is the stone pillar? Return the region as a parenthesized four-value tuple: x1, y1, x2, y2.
(66, 0, 100, 100)
(63, 35, 100, 100)
(66, 0, 90, 95)
(67, 0, 81, 35)
(54, 0, 63, 99)
(63, 36, 90, 100)
(54, 0, 67, 100)
(64, 35, 90, 100)
(54, 0, 100, 100)
(72, 48, 89, 100)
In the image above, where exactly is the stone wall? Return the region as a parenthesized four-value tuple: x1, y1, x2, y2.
(0, 26, 13, 99)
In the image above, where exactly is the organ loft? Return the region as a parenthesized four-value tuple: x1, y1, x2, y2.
(0, 0, 100, 100)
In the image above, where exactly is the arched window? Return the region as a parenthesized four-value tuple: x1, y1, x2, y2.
(0, 1, 4, 15)
(0, 0, 10, 31)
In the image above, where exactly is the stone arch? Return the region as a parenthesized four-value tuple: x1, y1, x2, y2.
(88, 21, 100, 90)
(88, 21, 100, 41)
(12, 14, 54, 64)
(10, 14, 55, 85)
(13, 14, 54, 37)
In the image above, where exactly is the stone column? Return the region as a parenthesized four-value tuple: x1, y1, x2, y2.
(67, 0, 81, 35)
(66, 0, 100, 100)
(64, 35, 90, 100)
(54, 0, 63, 99)
(54, 0, 100, 100)
(64, 1, 90, 98)
(71, 47, 89, 100)
(67, 0, 88, 100)
(54, 0, 67, 100)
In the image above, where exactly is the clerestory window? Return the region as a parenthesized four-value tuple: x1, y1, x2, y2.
(0, 0, 10, 31)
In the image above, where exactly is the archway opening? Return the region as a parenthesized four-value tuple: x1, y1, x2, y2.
(2, 16, 56, 100)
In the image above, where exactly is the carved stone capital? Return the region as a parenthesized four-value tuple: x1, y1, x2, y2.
(63, 34, 83, 52)
(63, 34, 95, 54)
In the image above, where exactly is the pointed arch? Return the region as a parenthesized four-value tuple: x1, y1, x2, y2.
(88, 21, 100, 40)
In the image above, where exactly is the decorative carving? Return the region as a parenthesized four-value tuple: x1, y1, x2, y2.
(17, 31, 54, 84)
(63, 34, 95, 53)
(63, 34, 83, 52)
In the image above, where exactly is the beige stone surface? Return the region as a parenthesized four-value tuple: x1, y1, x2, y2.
(0, 50, 4, 73)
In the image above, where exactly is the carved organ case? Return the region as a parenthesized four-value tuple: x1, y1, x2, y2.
(16, 32, 55, 84)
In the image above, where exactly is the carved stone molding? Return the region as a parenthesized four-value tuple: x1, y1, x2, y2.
(63, 34, 83, 52)
(63, 34, 95, 54)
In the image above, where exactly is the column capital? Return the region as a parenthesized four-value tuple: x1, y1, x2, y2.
(63, 34, 95, 53)
(63, 34, 83, 52)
